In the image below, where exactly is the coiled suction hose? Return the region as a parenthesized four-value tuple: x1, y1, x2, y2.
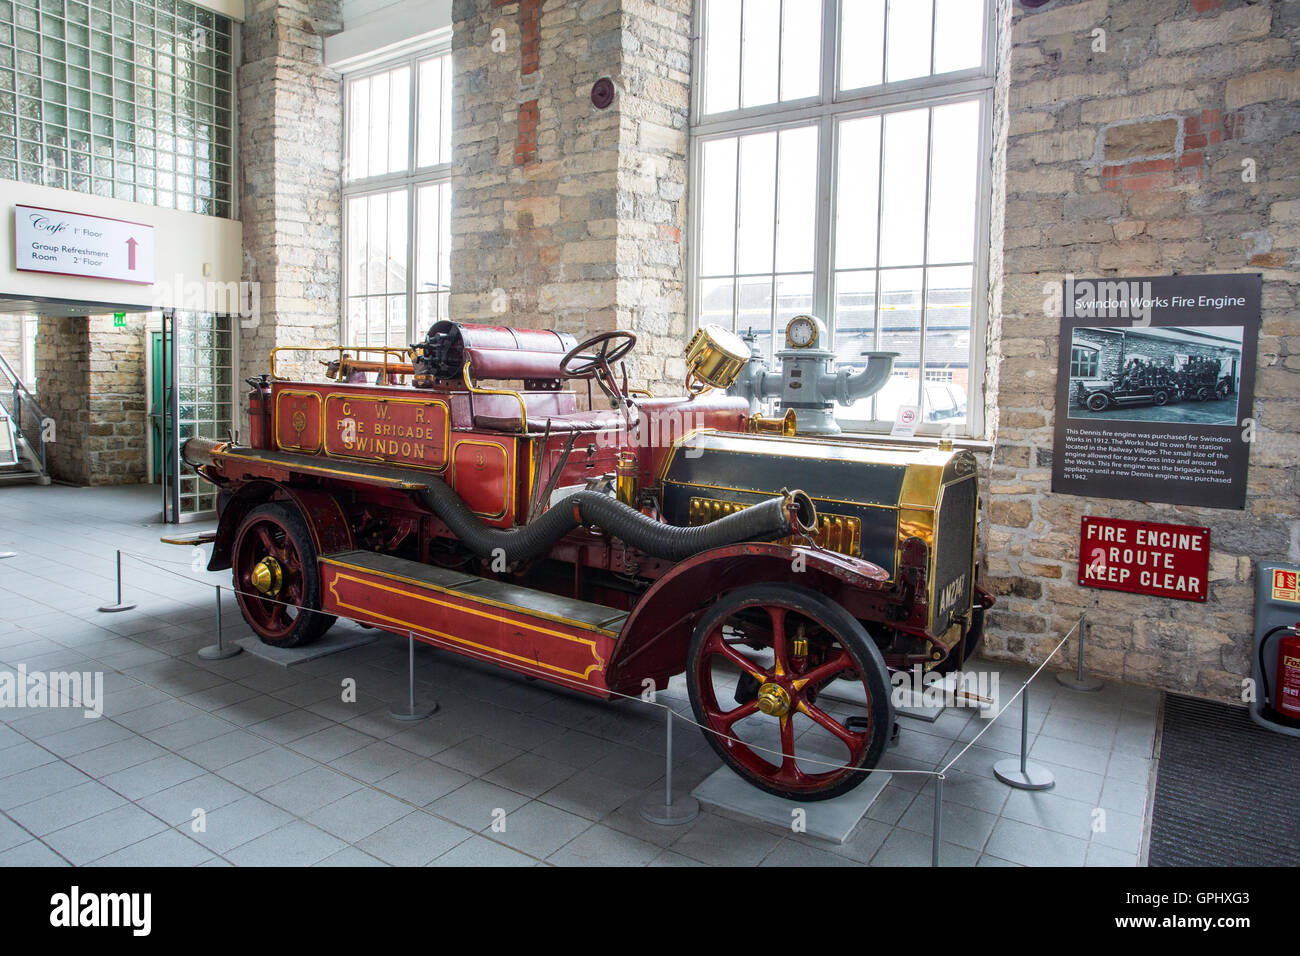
(416, 479, 817, 565)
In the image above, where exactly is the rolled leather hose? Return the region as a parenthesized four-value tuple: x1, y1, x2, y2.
(417, 478, 815, 565)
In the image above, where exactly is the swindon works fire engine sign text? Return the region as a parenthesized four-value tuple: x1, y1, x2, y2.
(1077, 515, 1210, 602)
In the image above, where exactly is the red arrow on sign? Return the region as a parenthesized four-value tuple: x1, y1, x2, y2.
(126, 237, 138, 271)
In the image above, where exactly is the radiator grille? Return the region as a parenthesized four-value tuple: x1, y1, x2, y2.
(932, 477, 977, 634)
(687, 497, 861, 557)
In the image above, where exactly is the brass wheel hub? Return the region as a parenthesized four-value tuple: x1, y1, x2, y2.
(755, 682, 792, 717)
(251, 556, 283, 597)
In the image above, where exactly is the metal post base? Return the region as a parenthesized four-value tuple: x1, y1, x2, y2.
(97, 602, 137, 613)
(198, 643, 242, 661)
(994, 758, 1055, 791)
(638, 790, 700, 826)
(389, 700, 439, 721)
(1056, 672, 1103, 692)
(0, 551, 16, 559)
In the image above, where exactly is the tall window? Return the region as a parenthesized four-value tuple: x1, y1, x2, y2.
(342, 48, 452, 352)
(690, 0, 994, 436)
(0, 0, 236, 217)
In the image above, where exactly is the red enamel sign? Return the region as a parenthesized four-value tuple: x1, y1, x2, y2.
(1078, 516, 1210, 602)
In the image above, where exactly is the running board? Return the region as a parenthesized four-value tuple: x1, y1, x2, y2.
(317, 550, 628, 697)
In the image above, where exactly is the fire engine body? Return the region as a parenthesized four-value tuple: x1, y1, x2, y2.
(184, 320, 992, 800)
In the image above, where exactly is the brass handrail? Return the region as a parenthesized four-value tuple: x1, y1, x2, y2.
(461, 364, 529, 430)
(268, 345, 413, 380)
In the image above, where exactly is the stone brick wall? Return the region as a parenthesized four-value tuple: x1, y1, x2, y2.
(238, 0, 344, 396)
(987, 0, 1300, 701)
(450, 0, 690, 396)
(33, 316, 147, 486)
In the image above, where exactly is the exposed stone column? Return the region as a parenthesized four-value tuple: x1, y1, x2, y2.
(450, 0, 691, 396)
(985, 0, 1300, 701)
(238, 0, 343, 394)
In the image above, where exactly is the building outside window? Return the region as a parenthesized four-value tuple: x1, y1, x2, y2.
(1071, 344, 1099, 379)
(0, 0, 235, 217)
(689, 0, 995, 436)
(341, 46, 452, 352)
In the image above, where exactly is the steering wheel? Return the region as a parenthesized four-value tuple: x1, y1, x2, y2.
(560, 330, 637, 377)
(560, 330, 637, 413)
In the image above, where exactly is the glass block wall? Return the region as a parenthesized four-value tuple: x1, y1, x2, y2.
(0, 0, 234, 217)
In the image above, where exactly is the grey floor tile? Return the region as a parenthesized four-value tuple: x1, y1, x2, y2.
(306, 788, 412, 843)
(484, 799, 591, 858)
(8, 780, 127, 836)
(870, 828, 978, 867)
(142, 713, 231, 751)
(88, 828, 216, 867)
(546, 823, 662, 866)
(1086, 842, 1139, 866)
(135, 774, 250, 827)
(218, 747, 317, 792)
(428, 779, 531, 831)
(260, 766, 365, 816)
(0, 812, 32, 852)
(0, 839, 70, 866)
(65, 736, 169, 778)
(328, 741, 427, 783)
(898, 793, 997, 851)
(985, 817, 1089, 867)
(0, 741, 59, 778)
(285, 724, 375, 763)
(101, 754, 207, 801)
(355, 811, 472, 866)
(371, 762, 471, 806)
(189, 795, 294, 854)
(669, 813, 782, 866)
(180, 730, 275, 771)
(539, 771, 640, 822)
(0, 761, 91, 810)
(247, 709, 334, 745)
(314, 846, 389, 866)
(431, 735, 525, 777)
(43, 803, 167, 866)
(430, 834, 537, 866)
(482, 752, 577, 798)
(760, 839, 861, 867)
(226, 820, 351, 867)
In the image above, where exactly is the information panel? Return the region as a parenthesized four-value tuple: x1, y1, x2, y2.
(1051, 273, 1259, 509)
(14, 204, 155, 284)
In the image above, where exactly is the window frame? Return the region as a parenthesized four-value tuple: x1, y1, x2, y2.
(1070, 344, 1100, 380)
(340, 42, 452, 350)
(687, 0, 996, 439)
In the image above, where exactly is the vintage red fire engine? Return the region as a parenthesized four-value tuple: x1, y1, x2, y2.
(184, 320, 992, 800)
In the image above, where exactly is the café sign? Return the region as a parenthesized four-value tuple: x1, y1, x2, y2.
(14, 204, 155, 283)
(1078, 515, 1210, 602)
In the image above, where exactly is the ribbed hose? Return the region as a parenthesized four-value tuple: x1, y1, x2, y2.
(417, 479, 814, 565)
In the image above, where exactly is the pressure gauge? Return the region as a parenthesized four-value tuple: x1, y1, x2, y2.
(786, 315, 818, 349)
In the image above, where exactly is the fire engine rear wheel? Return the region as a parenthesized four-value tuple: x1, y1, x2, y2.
(1152, 389, 1170, 406)
(686, 583, 892, 802)
(1086, 393, 1109, 412)
(231, 502, 336, 648)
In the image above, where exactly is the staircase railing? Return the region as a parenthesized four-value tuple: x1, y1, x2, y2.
(0, 348, 48, 476)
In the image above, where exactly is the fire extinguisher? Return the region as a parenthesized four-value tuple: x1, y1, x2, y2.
(246, 374, 272, 449)
(1259, 622, 1300, 726)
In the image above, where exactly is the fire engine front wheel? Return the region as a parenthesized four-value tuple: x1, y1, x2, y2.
(686, 584, 893, 802)
(231, 502, 336, 648)
(1086, 393, 1110, 412)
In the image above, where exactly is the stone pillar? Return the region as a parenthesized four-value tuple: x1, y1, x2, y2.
(450, 0, 691, 396)
(986, 0, 1300, 701)
(238, 0, 343, 393)
(34, 316, 90, 485)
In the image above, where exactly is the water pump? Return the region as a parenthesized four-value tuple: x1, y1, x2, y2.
(726, 315, 898, 436)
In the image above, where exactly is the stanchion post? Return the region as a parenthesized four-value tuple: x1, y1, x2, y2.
(389, 629, 437, 720)
(1056, 613, 1103, 692)
(198, 584, 241, 660)
(0, 551, 16, 559)
(97, 549, 137, 613)
(638, 706, 700, 825)
(932, 774, 944, 867)
(993, 683, 1055, 791)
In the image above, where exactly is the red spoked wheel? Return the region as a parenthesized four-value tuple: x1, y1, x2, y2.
(686, 583, 893, 801)
(231, 502, 335, 648)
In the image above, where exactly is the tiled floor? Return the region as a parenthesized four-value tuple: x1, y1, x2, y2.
(0, 484, 1161, 866)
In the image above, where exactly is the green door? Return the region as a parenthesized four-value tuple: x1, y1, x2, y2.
(150, 331, 173, 483)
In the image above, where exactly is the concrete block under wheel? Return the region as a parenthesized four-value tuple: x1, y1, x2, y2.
(236, 626, 378, 667)
(692, 766, 891, 844)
